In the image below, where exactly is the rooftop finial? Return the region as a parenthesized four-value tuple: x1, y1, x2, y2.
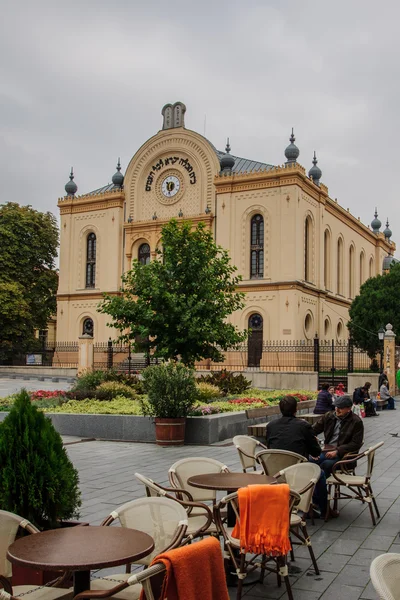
(384, 218, 392, 240)
(65, 167, 78, 196)
(225, 138, 231, 154)
(220, 137, 235, 174)
(285, 128, 300, 165)
(308, 151, 322, 186)
(112, 157, 124, 188)
(371, 208, 382, 234)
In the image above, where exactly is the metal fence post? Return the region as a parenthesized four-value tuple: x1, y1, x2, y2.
(107, 338, 113, 370)
(347, 338, 354, 373)
(128, 344, 132, 375)
(314, 334, 320, 373)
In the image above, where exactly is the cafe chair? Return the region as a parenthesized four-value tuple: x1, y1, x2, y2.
(168, 457, 230, 509)
(275, 463, 322, 574)
(0, 510, 73, 600)
(134, 472, 215, 539)
(232, 435, 267, 472)
(90, 497, 187, 599)
(255, 449, 307, 477)
(214, 488, 301, 600)
(72, 562, 166, 600)
(370, 553, 400, 600)
(326, 441, 384, 525)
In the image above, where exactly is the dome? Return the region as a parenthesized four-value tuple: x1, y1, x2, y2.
(220, 139, 235, 173)
(371, 208, 381, 234)
(285, 128, 300, 164)
(112, 158, 124, 187)
(65, 168, 77, 196)
(308, 152, 322, 185)
(383, 219, 392, 240)
(383, 255, 396, 271)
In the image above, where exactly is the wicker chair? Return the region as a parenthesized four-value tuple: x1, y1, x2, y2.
(326, 441, 384, 525)
(232, 435, 267, 472)
(275, 463, 322, 574)
(168, 457, 230, 509)
(0, 510, 73, 600)
(370, 553, 400, 600)
(134, 472, 215, 539)
(214, 489, 301, 600)
(256, 449, 307, 477)
(89, 497, 187, 599)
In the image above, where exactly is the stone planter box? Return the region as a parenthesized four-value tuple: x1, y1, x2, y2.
(0, 399, 317, 445)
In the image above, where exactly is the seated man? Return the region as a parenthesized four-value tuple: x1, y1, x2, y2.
(380, 379, 396, 410)
(354, 382, 378, 417)
(312, 395, 364, 477)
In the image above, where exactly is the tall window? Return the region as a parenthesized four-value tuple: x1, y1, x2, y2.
(248, 313, 263, 367)
(359, 252, 365, 289)
(369, 256, 374, 278)
(337, 238, 344, 295)
(304, 216, 313, 282)
(324, 229, 331, 290)
(250, 215, 264, 279)
(349, 245, 355, 298)
(86, 233, 96, 288)
(138, 243, 150, 265)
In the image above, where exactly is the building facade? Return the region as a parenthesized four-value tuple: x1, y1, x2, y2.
(57, 102, 395, 353)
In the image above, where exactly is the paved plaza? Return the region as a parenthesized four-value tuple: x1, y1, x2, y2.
(0, 376, 73, 397)
(62, 403, 400, 600)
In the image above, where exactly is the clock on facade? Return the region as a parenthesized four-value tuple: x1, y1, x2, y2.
(161, 175, 180, 198)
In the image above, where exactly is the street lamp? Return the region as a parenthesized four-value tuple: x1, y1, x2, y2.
(378, 327, 385, 372)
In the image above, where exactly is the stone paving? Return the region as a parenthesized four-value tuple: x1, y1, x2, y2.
(0, 376, 72, 397)
(63, 402, 400, 600)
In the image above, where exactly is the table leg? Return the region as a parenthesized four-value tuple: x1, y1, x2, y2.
(73, 570, 91, 595)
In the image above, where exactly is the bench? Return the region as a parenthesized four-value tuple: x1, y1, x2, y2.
(376, 399, 388, 410)
(245, 399, 317, 437)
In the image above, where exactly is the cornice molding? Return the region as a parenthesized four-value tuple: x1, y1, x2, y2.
(57, 291, 121, 301)
(59, 194, 124, 215)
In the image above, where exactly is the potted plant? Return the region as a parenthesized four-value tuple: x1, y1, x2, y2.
(0, 389, 82, 585)
(141, 362, 197, 445)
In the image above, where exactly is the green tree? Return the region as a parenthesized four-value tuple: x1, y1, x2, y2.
(0, 203, 58, 361)
(348, 262, 400, 356)
(0, 390, 81, 529)
(99, 219, 247, 365)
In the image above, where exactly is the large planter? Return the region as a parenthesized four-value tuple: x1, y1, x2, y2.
(155, 417, 186, 446)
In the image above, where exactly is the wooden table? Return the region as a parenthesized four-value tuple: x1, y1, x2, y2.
(187, 472, 276, 493)
(7, 526, 154, 596)
(301, 413, 322, 425)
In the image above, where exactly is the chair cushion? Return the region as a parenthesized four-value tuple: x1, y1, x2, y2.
(13, 586, 73, 599)
(326, 474, 366, 486)
(91, 575, 141, 599)
(290, 513, 302, 526)
(187, 515, 218, 536)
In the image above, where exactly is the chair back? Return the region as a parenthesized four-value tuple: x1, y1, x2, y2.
(233, 435, 259, 471)
(0, 510, 38, 578)
(105, 497, 188, 565)
(169, 457, 229, 502)
(256, 449, 307, 477)
(276, 463, 321, 513)
(365, 442, 384, 478)
(370, 552, 400, 600)
(134, 473, 161, 497)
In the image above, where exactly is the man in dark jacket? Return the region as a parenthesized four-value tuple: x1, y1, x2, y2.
(312, 395, 364, 476)
(266, 395, 321, 459)
(314, 383, 334, 414)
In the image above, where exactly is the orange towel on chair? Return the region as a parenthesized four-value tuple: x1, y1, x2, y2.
(232, 483, 292, 556)
(140, 536, 229, 600)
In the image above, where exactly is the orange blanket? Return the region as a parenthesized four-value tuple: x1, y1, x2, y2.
(139, 536, 229, 600)
(232, 483, 292, 556)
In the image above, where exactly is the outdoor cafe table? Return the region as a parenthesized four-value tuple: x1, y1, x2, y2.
(7, 525, 155, 596)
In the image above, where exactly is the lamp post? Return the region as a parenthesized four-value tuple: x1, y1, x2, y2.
(378, 327, 385, 372)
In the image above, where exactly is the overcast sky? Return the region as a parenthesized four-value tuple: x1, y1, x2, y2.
(1, 0, 398, 252)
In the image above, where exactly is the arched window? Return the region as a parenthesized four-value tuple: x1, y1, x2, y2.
(304, 312, 314, 340)
(324, 317, 331, 338)
(82, 318, 94, 337)
(247, 313, 263, 367)
(324, 229, 331, 290)
(86, 233, 96, 288)
(359, 251, 365, 289)
(369, 256, 374, 278)
(337, 320, 343, 340)
(250, 215, 264, 279)
(337, 238, 344, 295)
(349, 245, 355, 299)
(138, 243, 150, 265)
(304, 216, 313, 282)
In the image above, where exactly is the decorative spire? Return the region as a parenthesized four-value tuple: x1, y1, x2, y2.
(383, 218, 392, 240)
(112, 158, 124, 188)
(65, 167, 77, 196)
(371, 208, 382, 234)
(220, 137, 235, 174)
(284, 128, 300, 165)
(308, 151, 322, 186)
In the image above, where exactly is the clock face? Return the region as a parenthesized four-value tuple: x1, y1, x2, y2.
(161, 175, 180, 198)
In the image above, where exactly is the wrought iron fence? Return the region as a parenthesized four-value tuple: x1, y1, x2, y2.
(7, 343, 79, 368)
(93, 341, 158, 373)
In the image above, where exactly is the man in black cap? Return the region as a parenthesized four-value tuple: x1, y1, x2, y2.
(312, 395, 364, 477)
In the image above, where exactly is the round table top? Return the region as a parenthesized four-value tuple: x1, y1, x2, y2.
(7, 526, 154, 572)
(187, 472, 276, 491)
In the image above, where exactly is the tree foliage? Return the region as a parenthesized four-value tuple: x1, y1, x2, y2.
(348, 263, 400, 357)
(99, 219, 247, 365)
(0, 203, 59, 360)
(0, 390, 81, 529)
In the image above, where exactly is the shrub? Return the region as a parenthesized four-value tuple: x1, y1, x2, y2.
(199, 370, 251, 396)
(96, 381, 137, 399)
(195, 382, 221, 403)
(189, 404, 222, 416)
(49, 397, 142, 415)
(72, 370, 106, 391)
(67, 389, 97, 401)
(0, 390, 81, 529)
(103, 371, 144, 393)
(141, 362, 197, 418)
